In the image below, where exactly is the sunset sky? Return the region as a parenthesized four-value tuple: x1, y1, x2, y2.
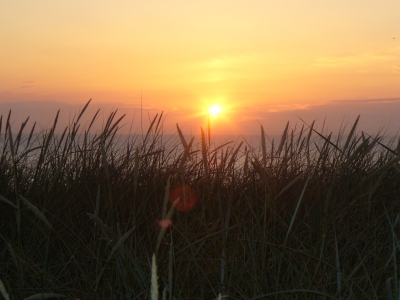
(1, 1, 399, 135)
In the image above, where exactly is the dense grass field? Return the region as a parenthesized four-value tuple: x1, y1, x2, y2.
(1, 101, 400, 299)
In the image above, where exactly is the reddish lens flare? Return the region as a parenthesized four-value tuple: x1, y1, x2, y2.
(169, 186, 198, 211)
(157, 219, 173, 228)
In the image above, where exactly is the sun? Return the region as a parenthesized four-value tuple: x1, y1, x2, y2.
(208, 105, 222, 118)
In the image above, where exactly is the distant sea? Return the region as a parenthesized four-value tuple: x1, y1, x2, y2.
(1, 132, 399, 167)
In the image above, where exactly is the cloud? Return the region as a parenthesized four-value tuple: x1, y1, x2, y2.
(314, 52, 390, 67)
(21, 80, 35, 89)
(265, 103, 313, 113)
(234, 97, 400, 135)
(328, 98, 400, 104)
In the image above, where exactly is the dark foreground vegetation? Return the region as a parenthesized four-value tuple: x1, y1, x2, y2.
(1, 101, 400, 299)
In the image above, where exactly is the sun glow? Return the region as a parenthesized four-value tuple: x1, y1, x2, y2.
(209, 105, 222, 118)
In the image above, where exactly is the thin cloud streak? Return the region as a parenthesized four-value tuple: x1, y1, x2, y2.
(314, 52, 389, 67)
(236, 98, 400, 136)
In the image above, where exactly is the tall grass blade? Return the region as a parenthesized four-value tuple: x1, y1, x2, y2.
(306, 120, 315, 166)
(1, 236, 19, 269)
(252, 289, 336, 299)
(168, 236, 173, 300)
(175, 225, 237, 255)
(277, 121, 289, 156)
(106, 226, 136, 262)
(383, 207, 400, 300)
(100, 135, 112, 202)
(19, 195, 53, 230)
(88, 108, 100, 132)
(334, 232, 342, 300)
(364, 156, 400, 182)
(143, 113, 158, 145)
(151, 254, 159, 300)
(208, 115, 211, 146)
(226, 141, 243, 171)
(201, 127, 209, 181)
(23, 293, 66, 300)
(176, 123, 188, 149)
(369, 168, 388, 202)
(94, 185, 100, 217)
(76, 99, 91, 122)
(177, 137, 195, 175)
(251, 159, 271, 193)
(284, 176, 309, 244)
(341, 138, 370, 171)
(134, 148, 139, 195)
(396, 138, 400, 155)
(296, 124, 304, 147)
(155, 201, 176, 255)
(94, 225, 136, 291)
(261, 125, 267, 169)
(364, 132, 399, 156)
(4, 110, 11, 140)
(386, 278, 394, 300)
(87, 213, 116, 240)
(300, 117, 343, 154)
(0, 279, 10, 300)
(15, 117, 29, 153)
(243, 146, 249, 175)
(0, 195, 17, 209)
(161, 177, 171, 220)
(343, 115, 360, 154)
(102, 110, 123, 138)
(274, 173, 303, 200)
(155, 111, 164, 135)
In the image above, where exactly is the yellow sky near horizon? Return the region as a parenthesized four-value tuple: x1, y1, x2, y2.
(1, 1, 399, 134)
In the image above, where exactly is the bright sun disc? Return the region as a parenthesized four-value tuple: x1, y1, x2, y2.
(209, 105, 222, 118)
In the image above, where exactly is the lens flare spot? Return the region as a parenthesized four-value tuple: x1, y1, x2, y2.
(157, 219, 173, 228)
(170, 186, 198, 211)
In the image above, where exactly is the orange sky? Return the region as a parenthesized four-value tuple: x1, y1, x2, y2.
(1, 1, 399, 135)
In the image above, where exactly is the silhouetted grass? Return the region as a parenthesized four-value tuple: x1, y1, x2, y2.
(1, 100, 399, 299)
